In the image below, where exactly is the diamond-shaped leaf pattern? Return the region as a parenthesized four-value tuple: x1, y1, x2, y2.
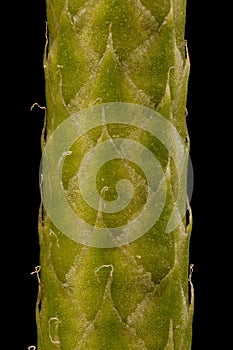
(38, 1, 193, 349)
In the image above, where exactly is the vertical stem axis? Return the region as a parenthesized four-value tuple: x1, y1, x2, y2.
(38, 1, 193, 349)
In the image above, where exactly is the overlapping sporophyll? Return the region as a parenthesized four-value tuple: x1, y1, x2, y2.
(40, 102, 193, 248)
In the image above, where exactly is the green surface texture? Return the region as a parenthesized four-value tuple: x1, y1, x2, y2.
(37, 0, 194, 349)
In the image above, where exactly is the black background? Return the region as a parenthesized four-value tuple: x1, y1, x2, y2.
(3, 1, 225, 349)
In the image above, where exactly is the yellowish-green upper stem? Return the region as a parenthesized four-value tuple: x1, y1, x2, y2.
(37, 1, 193, 349)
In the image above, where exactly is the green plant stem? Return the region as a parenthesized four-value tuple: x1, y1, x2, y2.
(37, 1, 194, 349)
